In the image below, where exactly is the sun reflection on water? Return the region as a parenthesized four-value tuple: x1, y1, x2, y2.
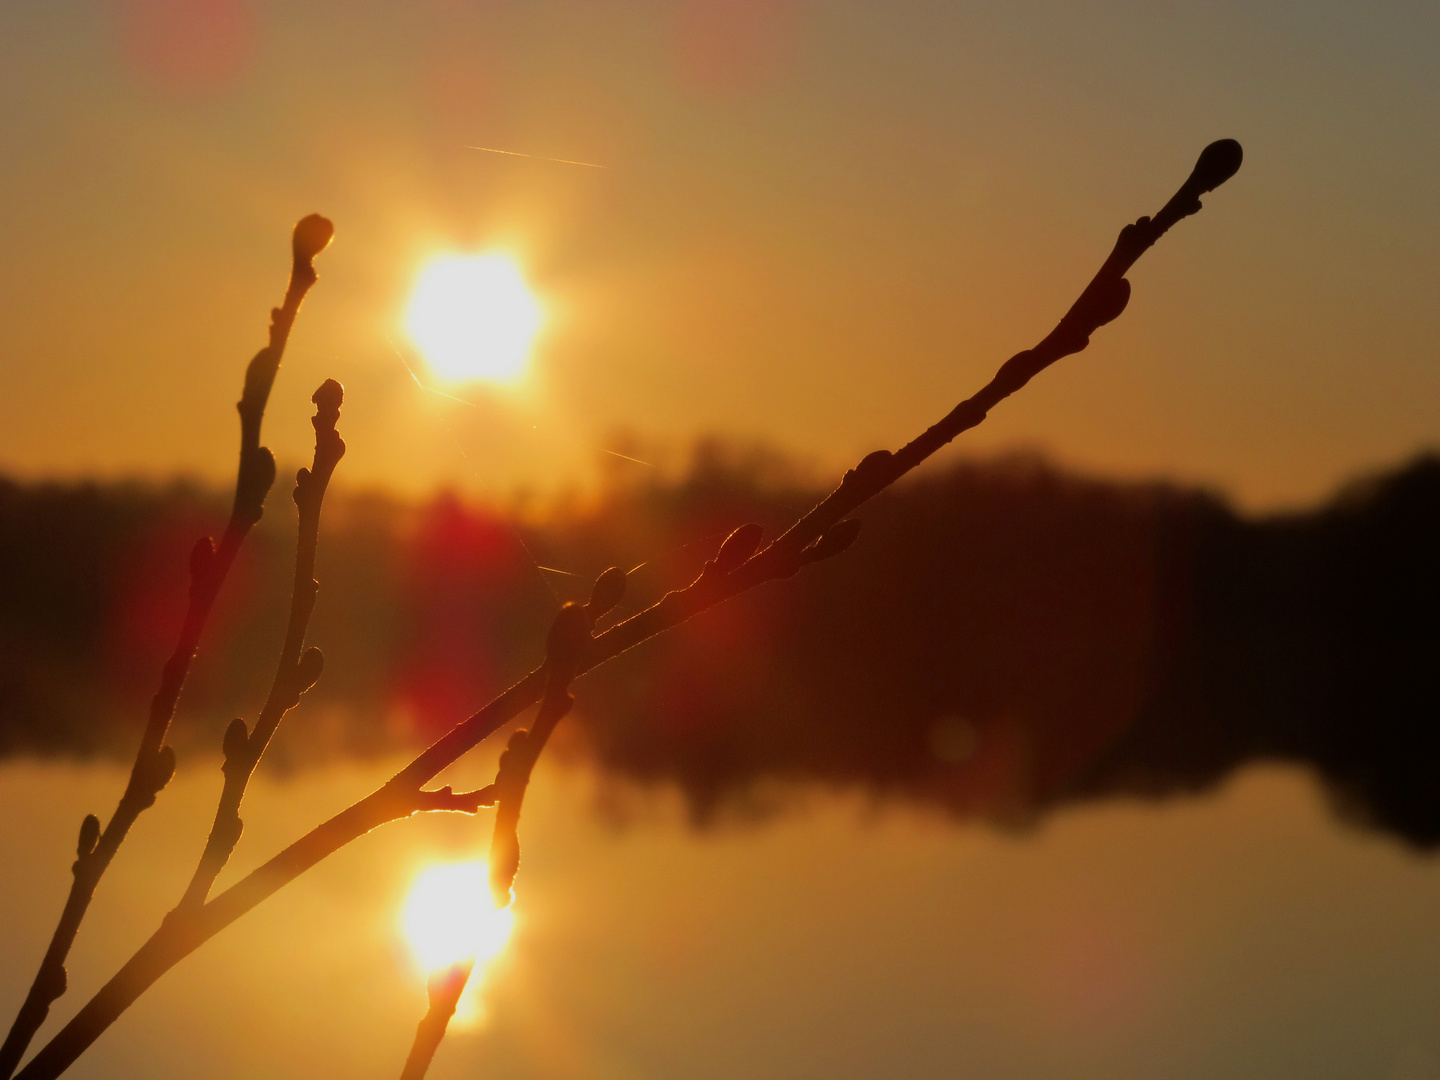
(401, 860, 515, 1026)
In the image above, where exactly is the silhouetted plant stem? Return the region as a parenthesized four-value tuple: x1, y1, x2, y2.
(0, 214, 334, 1080)
(395, 597, 605, 1080)
(14, 139, 1241, 1080)
(177, 379, 346, 912)
(489, 599, 596, 908)
(399, 963, 475, 1080)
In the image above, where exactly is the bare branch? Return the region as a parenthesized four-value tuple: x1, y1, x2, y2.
(13, 140, 1241, 1080)
(399, 964, 475, 1080)
(488, 602, 590, 908)
(176, 380, 346, 912)
(397, 599, 593, 1080)
(0, 214, 334, 1080)
(408, 786, 497, 814)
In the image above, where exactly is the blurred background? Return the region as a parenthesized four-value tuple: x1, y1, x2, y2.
(1, 2, 1439, 1078)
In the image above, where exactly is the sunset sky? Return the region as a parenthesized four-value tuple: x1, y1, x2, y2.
(2, 0, 1436, 509)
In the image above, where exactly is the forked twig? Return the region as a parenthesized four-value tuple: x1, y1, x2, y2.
(14, 139, 1242, 1080)
(397, 588, 614, 1080)
(0, 214, 334, 1079)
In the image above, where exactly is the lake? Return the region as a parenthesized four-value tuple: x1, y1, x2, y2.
(2, 757, 1439, 1079)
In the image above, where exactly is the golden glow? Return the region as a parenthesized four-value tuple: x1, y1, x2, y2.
(404, 254, 542, 383)
(401, 861, 515, 973)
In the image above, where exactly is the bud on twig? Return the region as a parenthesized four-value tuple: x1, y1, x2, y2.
(587, 567, 627, 619)
(234, 446, 277, 527)
(1090, 277, 1131, 329)
(801, 519, 862, 564)
(1191, 138, 1244, 194)
(715, 523, 763, 572)
(132, 745, 177, 809)
(311, 378, 343, 434)
(1149, 138, 1245, 240)
(75, 815, 100, 860)
(294, 382, 346, 514)
(844, 450, 895, 493)
(292, 214, 334, 265)
(222, 719, 248, 766)
(295, 647, 325, 693)
(35, 963, 65, 1003)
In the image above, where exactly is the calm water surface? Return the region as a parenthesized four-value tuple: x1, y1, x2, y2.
(2, 758, 1439, 1080)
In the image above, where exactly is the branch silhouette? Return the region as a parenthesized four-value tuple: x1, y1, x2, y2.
(13, 139, 1242, 1080)
(0, 214, 334, 1079)
(397, 591, 609, 1080)
(177, 379, 346, 912)
(399, 963, 474, 1080)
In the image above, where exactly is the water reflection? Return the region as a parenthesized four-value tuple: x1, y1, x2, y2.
(5, 451, 1438, 846)
(2, 758, 1439, 1079)
(401, 860, 514, 1028)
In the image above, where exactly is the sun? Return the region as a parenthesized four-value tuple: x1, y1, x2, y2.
(400, 861, 515, 974)
(404, 253, 542, 384)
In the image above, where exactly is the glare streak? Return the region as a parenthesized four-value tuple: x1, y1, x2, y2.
(464, 144, 608, 169)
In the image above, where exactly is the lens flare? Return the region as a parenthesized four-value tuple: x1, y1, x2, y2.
(405, 254, 542, 384)
(401, 861, 515, 973)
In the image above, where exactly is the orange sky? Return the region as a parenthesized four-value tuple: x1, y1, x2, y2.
(0, 1, 1437, 509)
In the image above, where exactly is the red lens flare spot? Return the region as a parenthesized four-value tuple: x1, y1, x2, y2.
(102, 511, 254, 711)
(391, 496, 525, 731)
(670, 0, 807, 97)
(115, 0, 257, 97)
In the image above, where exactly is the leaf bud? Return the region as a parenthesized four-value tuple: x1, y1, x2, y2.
(1191, 139, 1243, 193)
(802, 519, 863, 564)
(715, 523, 763, 572)
(295, 647, 325, 693)
(292, 214, 334, 263)
(311, 377, 344, 420)
(587, 566, 627, 618)
(134, 744, 177, 807)
(1091, 276, 1131, 329)
(76, 814, 101, 858)
(222, 718, 249, 763)
(234, 445, 277, 526)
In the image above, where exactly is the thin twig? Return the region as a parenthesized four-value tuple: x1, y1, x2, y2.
(410, 786, 497, 814)
(487, 600, 594, 908)
(177, 380, 346, 912)
(399, 591, 611, 1080)
(0, 214, 334, 1080)
(396, 596, 600, 1080)
(398, 963, 475, 1080)
(14, 139, 1242, 1080)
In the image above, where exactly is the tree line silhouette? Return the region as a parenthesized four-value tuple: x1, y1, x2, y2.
(4, 445, 1437, 845)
